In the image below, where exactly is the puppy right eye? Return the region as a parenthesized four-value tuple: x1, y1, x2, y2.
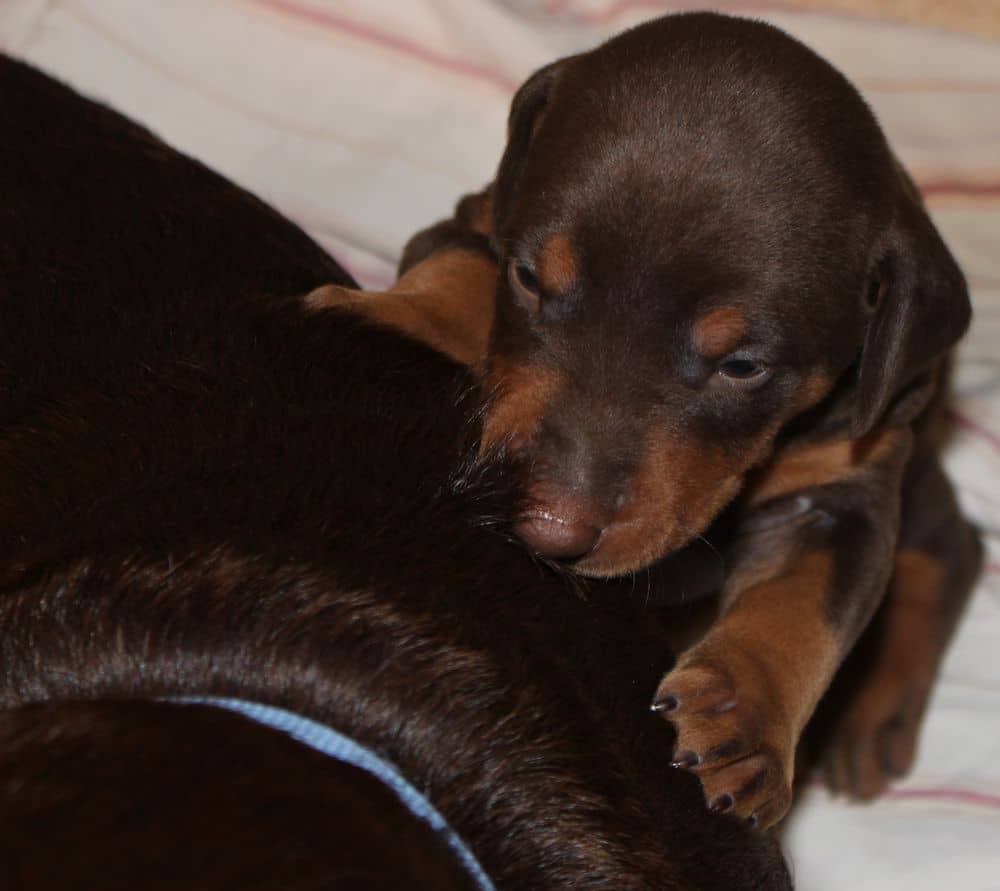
(508, 260, 541, 314)
(714, 357, 772, 389)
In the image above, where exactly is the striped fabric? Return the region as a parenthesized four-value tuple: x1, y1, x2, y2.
(1, 2, 997, 887)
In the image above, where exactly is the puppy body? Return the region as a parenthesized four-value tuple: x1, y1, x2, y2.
(0, 56, 790, 889)
(400, 13, 981, 828)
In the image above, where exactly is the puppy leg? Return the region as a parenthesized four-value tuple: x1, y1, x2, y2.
(654, 428, 913, 829)
(655, 550, 841, 830)
(821, 445, 982, 799)
(304, 189, 497, 368)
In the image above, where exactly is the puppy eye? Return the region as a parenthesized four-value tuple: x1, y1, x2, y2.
(715, 358, 771, 388)
(508, 260, 541, 314)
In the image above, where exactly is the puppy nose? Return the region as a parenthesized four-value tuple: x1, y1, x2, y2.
(515, 510, 602, 561)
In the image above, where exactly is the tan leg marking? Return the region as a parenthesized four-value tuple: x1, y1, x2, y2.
(304, 248, 497, 367)
(655, 551, 840, 829)
(746, 427, 907, 506)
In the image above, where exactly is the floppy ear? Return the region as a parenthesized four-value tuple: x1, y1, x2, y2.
(492, 59, 567, 237)
(851, 170, 971, 436)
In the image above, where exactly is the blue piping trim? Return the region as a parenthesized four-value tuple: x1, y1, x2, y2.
(167, 696, 495, 891)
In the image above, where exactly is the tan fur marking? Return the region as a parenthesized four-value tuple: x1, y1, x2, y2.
(574, 405, 790, 577)
(691, 305, 748, 359)
(479, 360, 564, 456)
(303, 248, 497, 367)
(695, 549, 841, 740)
(793, 372, 835, 413)
(656, 550, 842, 828)
(576, 429, 746, 577)
(537, 234, 579, 295)
(747, 427, 910, 506)
(736, 550, 841, 733)
(575, 369, 836, 577)
(302, 284, 355, 312)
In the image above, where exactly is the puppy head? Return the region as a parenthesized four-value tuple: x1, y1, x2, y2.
(481, 13, 970, 577)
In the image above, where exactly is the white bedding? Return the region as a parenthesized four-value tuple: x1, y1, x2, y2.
(2, 1, 997, 886)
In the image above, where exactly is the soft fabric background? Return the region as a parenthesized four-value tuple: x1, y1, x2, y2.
(2, 2, 997, 887)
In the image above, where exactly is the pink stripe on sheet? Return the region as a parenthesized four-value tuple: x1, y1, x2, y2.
(257, 1, 999, 108)
(543, 0, 998, 37)
(949, 409, 1000, 452)
(806, 778, 1000, 811)
(254, 0, 1000, 104)
(865, 78, 1000, 94)
(922, 181, 1000, 199)
(544, 0, 804, 21)
(883, 787, 1000, 810)
(251, 0, 517, 93)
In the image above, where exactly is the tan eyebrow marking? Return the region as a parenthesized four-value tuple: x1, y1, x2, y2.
(537, 233, 579, 295)
(691, 305, 748, 358)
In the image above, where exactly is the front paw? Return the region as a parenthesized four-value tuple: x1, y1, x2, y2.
(653, 657, 793, 830)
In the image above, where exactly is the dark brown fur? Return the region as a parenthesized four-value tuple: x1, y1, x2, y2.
(0, 56, 790, 888)
(0, 700, 480, 890)
(400, 12, 982, 828)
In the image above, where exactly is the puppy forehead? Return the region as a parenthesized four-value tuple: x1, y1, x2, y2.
(532, 224, 753, 326)
(523, 15, 894, 232)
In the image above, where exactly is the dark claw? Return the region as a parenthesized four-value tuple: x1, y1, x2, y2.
(651, 695, 679, 713)
(709, 793, 734, 813)
(671, 750, 700, 769)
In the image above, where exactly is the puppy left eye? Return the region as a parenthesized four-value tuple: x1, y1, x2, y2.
(507, 259, 541, 315)
(715, 358, 771, 388)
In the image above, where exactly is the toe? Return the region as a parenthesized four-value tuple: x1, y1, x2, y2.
(653, 663, 736, 716)
(697, 747, 790, 828)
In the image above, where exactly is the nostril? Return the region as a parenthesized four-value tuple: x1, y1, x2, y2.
(515, 510, 602, 561)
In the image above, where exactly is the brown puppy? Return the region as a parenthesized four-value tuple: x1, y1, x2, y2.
(400, 13, 982, 830)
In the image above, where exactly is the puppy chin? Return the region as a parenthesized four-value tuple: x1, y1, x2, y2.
(569, 522, 687, 579)
(569, 476, 745, 578)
